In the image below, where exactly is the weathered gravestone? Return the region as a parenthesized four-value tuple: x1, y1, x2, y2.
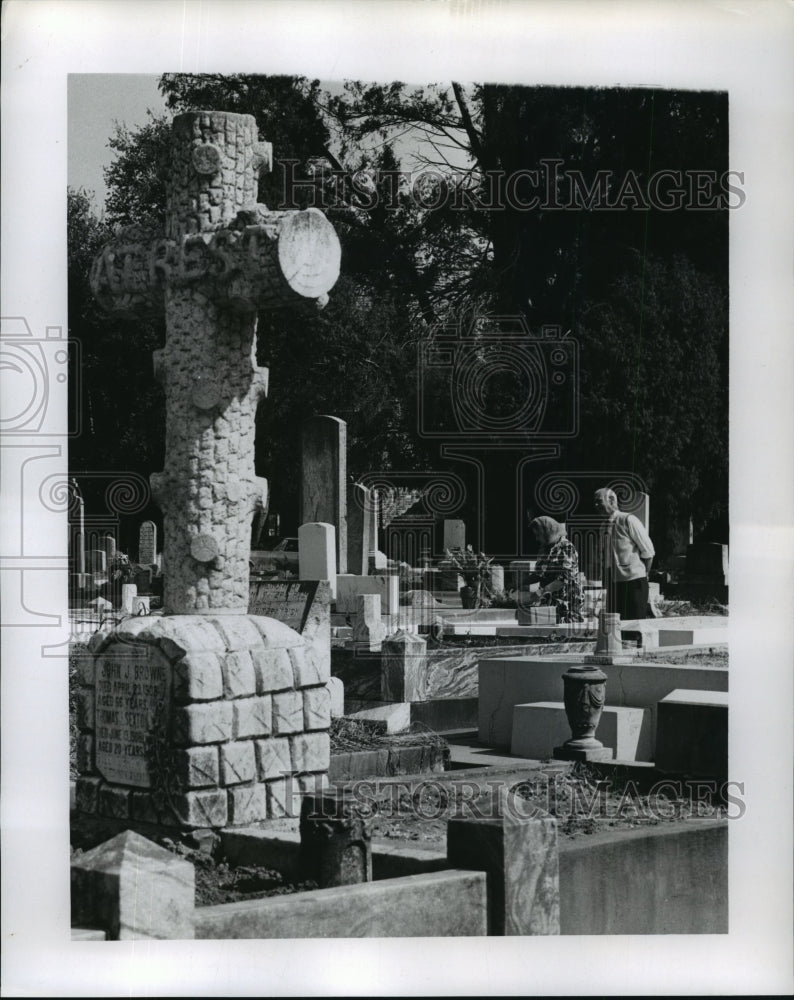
(138, 520, 157, 568)
(301, 416, 347, 574)
(78, 111, 341, 830)
(443, 518, 466, 552)
(347, 482, 375, 577)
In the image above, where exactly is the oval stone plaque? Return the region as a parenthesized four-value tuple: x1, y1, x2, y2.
(192, 143, 222, 175)
(191, 382, 220, 411)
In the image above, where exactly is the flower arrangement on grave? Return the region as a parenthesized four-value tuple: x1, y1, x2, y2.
(442, 545, 496, 609)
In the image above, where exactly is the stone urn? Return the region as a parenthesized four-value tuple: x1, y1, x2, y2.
(556, 663, 612, 760)
(459, 585, 477, 609)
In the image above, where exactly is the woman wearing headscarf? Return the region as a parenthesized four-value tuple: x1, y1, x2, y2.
(527, 516, 585, 623)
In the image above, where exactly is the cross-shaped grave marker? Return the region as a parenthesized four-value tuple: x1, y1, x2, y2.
(91, 111, 341, 614)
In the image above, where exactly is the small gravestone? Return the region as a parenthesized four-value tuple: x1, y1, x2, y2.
(443, 519, 466, 551)
(87, 549, 107, 574)
(104, 534, 117, 560)
(120, 583, 137, 614)
(248, 579, 322, 634)
(138, 520, 157, 567)
(351, 593, 387, 651)
(298, 522, 337, 599)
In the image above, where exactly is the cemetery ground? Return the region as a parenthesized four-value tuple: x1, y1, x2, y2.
(68, 650, 730, 914)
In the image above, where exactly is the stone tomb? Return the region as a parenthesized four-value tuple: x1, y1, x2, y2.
(76, 615, 331, 828)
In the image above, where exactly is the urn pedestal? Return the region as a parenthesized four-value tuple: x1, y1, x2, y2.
(553, 663, 614, 762)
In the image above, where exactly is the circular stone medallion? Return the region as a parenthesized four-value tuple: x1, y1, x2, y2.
(190, 534, 219, 563)
(192, 143, 222, 175)
(192, 382, 220, 410)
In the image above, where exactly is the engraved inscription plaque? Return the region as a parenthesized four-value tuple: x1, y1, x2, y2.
(94, 644, 171, 787)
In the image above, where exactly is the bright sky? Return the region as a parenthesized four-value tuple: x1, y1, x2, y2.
(67, 74, 472, 214)
(68, 74, 166, 212)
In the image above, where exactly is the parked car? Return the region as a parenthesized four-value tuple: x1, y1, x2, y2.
(250, 537, 299, 576)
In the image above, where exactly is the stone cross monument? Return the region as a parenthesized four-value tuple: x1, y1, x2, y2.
(76, 112, 340, 831)
(91, 111, 340, 614)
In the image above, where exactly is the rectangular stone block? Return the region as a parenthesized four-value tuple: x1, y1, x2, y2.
(173, 652, 223, 701)
(303, 686, 331, 731)
(655, 689, 728, 779)
(228, 783, 269, 825)
(174, 789, 228, 828)
(195, 870, 488, 939)
(335, 574, 399, 616)
(266, 777, 302, 819)
(173, 701, 233, 745)
(381, 633, 428, 702)
(252, 647, 294, 693)
(174, 746, 220, 788)
(256, 737, 292, 781)
(76, 687, 95, 731)
(272, 690, 303, 734)
(233, 695, 272, 739)
(221, 649, 257, 698)
(511, 702, 652, 762)
(76, 776, 102, 814)
(290, 731, 331, 773)
(98, 785, 130, 820)
(298, 522, 338, 599)
(220, 741, 257, 785)
(446, 789, 560, 935)
(77, 733, 94, 774)
(71, 830, 194, 941)
(657, 628, 729, 648)
(290, 643, 330, 687)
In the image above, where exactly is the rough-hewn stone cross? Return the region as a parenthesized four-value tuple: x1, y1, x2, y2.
(91, 111, 340, 614)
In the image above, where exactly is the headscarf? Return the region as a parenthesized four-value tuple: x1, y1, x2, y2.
(530, 516, 567, 551)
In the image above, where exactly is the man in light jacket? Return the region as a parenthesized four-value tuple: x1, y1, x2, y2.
(594, 487, 655, 620)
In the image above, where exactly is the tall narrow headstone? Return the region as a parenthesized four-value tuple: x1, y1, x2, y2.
(138, 520, 157, 568)
(443, 518, 466, 551)
(347, 482, 373, 577)
(104, 534, 116, 561)
(301, 416, 347, 574)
